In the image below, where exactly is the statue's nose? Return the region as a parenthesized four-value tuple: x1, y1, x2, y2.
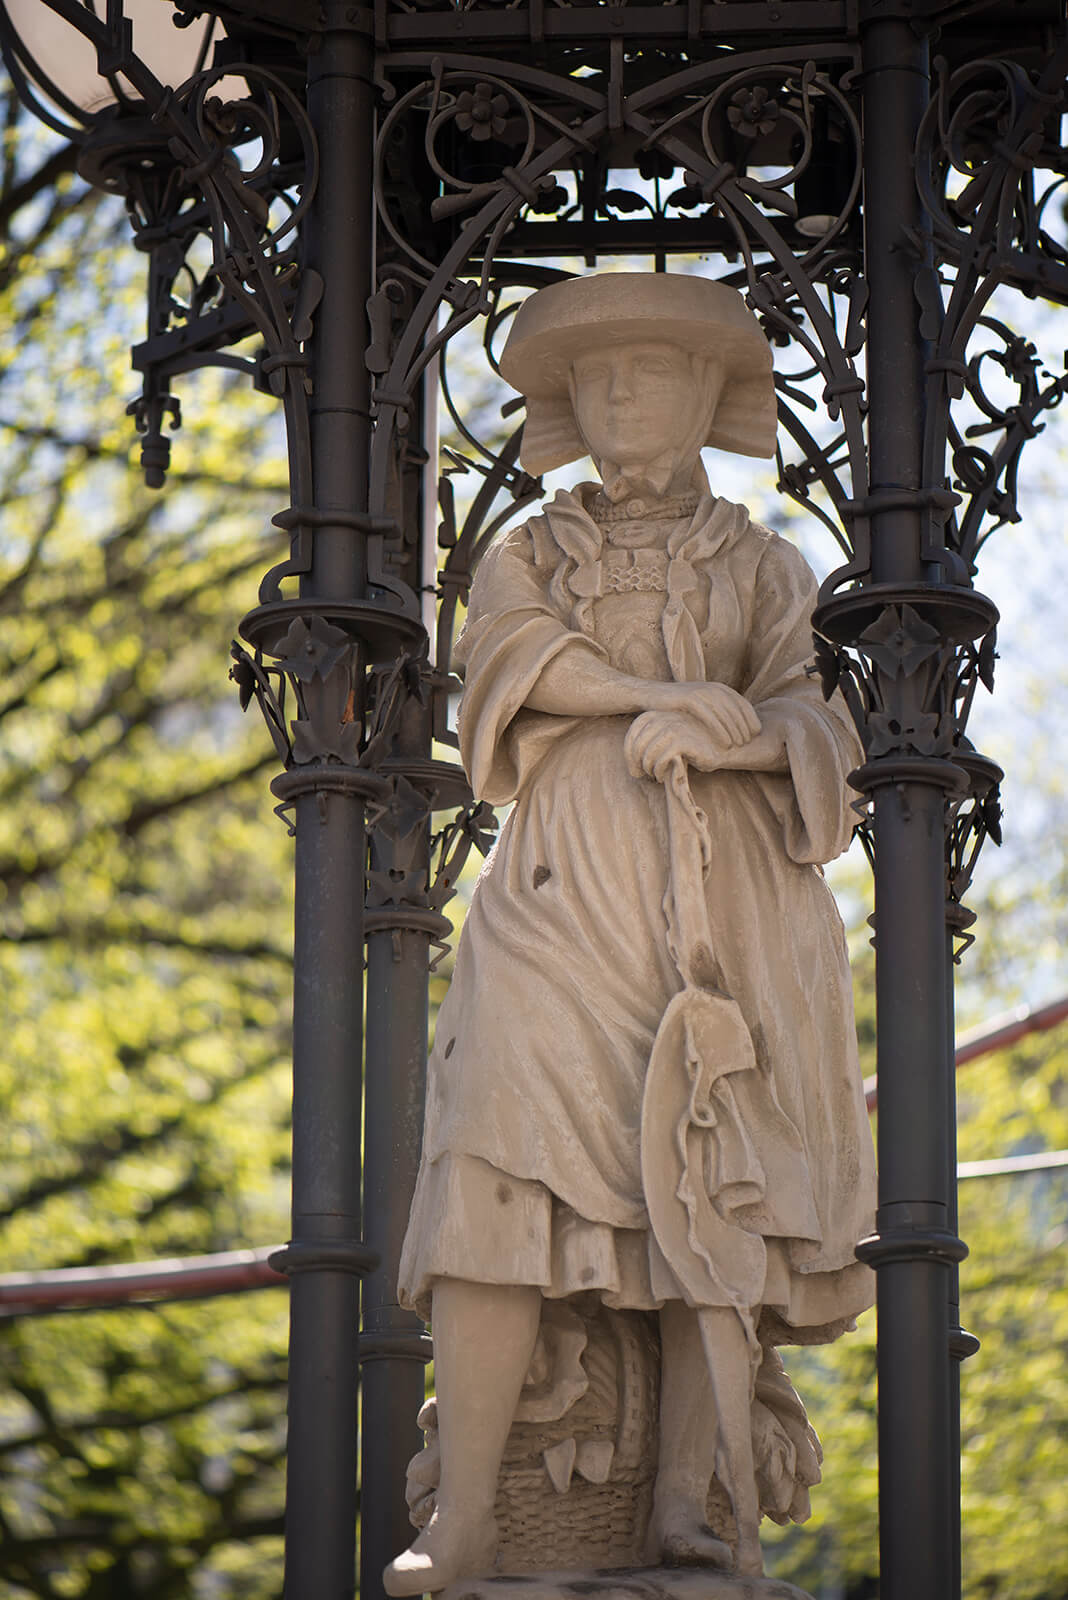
(607, 366, 635, 401)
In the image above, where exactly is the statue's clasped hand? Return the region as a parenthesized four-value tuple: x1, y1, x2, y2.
(624, 683, 761, 784)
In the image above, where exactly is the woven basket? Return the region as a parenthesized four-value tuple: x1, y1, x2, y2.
(494, 1303, 659, 1569)
(407, 1302, 661, 1569)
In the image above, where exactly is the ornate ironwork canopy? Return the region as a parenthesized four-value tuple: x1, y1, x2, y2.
(2, 1, 1066, 1595)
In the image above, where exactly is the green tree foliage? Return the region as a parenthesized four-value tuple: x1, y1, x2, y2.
(0, 98, 294, 1598)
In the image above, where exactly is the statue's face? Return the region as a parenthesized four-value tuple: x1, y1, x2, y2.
(570, 340, 721, 472)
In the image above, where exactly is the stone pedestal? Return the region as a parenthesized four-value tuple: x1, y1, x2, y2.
(440, 1567, 813, 1600)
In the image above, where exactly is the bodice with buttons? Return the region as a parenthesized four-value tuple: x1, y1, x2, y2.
(591, 514, 691, 681)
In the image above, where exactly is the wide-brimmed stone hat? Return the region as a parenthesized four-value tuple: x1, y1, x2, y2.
(498, 272, 777, 474)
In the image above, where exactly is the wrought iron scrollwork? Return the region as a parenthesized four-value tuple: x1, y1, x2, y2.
(914, 45, 1068, 574)
(812, 579, 1003, 930)
(229, 631, 424, 811)
(813, 597, 998, 764)
(38, 10, 338, 627)
(73, 54, 319, 527)
(364, 780, 499, 967)
(229, 621, 370, 830)
(21, 4, 327, 608)
(370, 44, 873, 756)
(944, 749, 1004, 961)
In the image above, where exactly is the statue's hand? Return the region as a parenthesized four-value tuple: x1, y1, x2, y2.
(625, 710, 731, 781)
(646, 679, 760, 739)
(625, 690, 761, 783)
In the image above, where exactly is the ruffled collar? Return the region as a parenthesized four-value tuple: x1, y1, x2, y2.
(589, 489, 699, 526)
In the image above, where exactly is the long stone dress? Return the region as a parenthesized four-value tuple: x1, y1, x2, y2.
(398, 479, 876, 1347)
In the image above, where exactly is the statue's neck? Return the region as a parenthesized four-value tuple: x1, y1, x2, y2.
(595, 451, 699, 505)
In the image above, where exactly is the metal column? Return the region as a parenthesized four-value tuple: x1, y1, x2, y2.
(274, 7, 377, 1595)
(854, 11, 966, 1600)
(360, 686, 438, 1600)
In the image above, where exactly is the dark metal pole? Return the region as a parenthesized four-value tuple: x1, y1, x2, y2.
(276, 7, 376, 1596)
(862, 776, 957, 1600)
(946, 819, 991, 1593)
(360, 357, 438, 1597)
(946, 925, 963, 1600)
(854, 9, 965, 1600)
(360, 701, 436, 1600)
(858, 7, 929, 597)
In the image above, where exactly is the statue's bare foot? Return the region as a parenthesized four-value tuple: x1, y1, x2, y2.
(647, 1503, 733, 1569)
(383, 1508, 498, 1597)
(733, 1531, 765, 1578)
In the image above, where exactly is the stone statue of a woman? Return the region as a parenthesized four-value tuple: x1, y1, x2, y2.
(384, 272, 877, 1596)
